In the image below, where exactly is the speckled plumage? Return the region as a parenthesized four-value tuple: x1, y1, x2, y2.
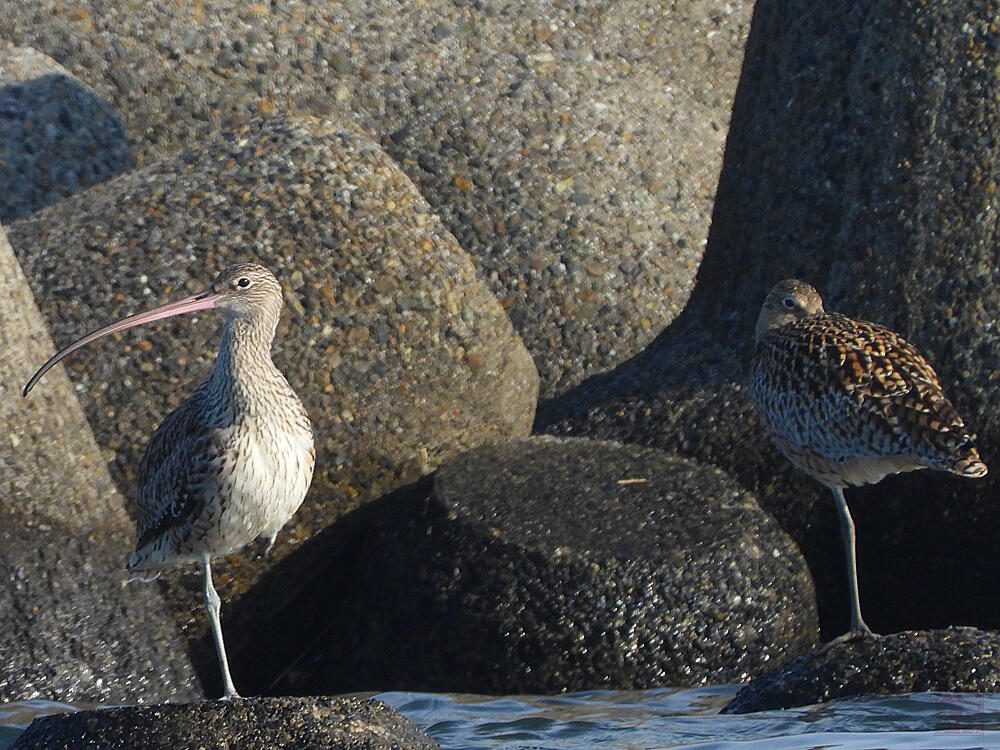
(24, 263, 314, 698)
(749, 279, 986, 636)
(128, 279, 314, 572)
(128, 264, 314, 698)
(750, 280, 985, 485)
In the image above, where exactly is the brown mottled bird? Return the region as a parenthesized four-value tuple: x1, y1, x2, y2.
(24, 264, 315, 698)
(749, 279, 987, 637)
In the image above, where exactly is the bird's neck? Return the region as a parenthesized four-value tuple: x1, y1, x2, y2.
(210, 315, 281, 392)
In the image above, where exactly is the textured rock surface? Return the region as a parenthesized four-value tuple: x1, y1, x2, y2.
(12, 697, 440, 750)
(0, 0, 754, 395)
(1, 516, 200, 705)
(540, 0, 1000, 639)
(723, 627, 1000, 713)
(8, 114, 537, 693)
(0, 224, 121, 533)
(281, 436, 818, 695)
(0, 42, 132, 221)
(0, 225, 196, 704)
(10, 112, 537, 534)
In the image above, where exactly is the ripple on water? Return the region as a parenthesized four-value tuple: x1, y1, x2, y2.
(376, 688, 1000, 749)
(3, 688, 1000, 749)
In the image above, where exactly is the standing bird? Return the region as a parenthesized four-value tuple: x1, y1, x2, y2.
(749, 279, 986, 637)
(24, 263, 315, 699)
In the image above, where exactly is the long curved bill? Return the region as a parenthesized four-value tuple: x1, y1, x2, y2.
(23, 286, 223, 397)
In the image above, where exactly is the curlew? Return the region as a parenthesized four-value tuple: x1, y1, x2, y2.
(749, 279, 986, 637)
(24, 263, 315, 698)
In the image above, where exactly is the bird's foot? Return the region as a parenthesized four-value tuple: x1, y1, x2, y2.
(124, 570, 161, 584)
(249, 533, 276, 561)
(821, 625, 881, 652)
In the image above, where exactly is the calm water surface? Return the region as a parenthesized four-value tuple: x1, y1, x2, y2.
(3, 686, 1000, 749)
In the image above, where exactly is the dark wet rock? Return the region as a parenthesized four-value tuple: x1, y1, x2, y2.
(0, 42, 132, 221)
(539, 0, 1000, 640)
(12, 696, 440, 750)
(8, 114, 537, 694)
(0, 225, 196, 703)
(0, 0, 754, 396)
(723, 627, 1000, 713)
(280, 436, 818, 695)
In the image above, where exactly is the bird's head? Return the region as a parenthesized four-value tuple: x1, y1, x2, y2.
(208, 263, 284, 321)
(755, 279, 825, 341)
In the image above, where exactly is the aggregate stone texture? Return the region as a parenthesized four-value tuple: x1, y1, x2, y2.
(0, 224, 197, 704)
(285, 436, 818, 695)
(12, 696, 441, 750)
(539, 0, 1000, 639)
(0, 0, 754, 396)
(1, 513, 200, 705)
(0, 42, 132, 221)
(0, 223, 123, 533)
(7, 114, 538, 690)
(723, 627, 1000, 713)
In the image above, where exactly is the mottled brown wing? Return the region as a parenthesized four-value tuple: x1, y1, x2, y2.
(133, 393, 229, 553)
(751, 313, 980, 471)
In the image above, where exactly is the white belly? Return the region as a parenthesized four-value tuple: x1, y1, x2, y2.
(216, 424, 314, 554)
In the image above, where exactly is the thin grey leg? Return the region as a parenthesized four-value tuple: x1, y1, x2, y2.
(202, 552, 241, 699)
(830, 486, 874, 637)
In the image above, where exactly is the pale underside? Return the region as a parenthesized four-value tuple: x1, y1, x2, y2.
(127, 371, 314, 571)
(753, 386, 931, 487)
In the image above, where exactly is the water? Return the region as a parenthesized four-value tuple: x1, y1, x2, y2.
(3, 687, 1000, 749)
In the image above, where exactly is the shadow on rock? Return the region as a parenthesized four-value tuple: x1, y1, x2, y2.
(0, 42, 132, 221)
(1, 224, 195, 704)
(186, 495, 386, 699)
(269, 436, 817, 695)
(1, 513, 198, 705)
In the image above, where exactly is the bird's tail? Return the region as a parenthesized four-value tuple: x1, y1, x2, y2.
(947, 443, 988, 478)
(126, 545, 170, 574)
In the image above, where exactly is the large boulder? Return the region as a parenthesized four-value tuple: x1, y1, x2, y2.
(723, 628, 1000, 713)
(0, 224, 196, 704)
(0, 0, 755, 395)
(12, 697, 440, 750)
(8, 113, 538, 695)
(540, 0, 1000, 639)
(275, 436, 817, 695)
(0, 42, 132, 221)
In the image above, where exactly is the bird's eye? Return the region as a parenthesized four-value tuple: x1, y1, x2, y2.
(236, 277, 251, 289)
(781, 297, 797, 310)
